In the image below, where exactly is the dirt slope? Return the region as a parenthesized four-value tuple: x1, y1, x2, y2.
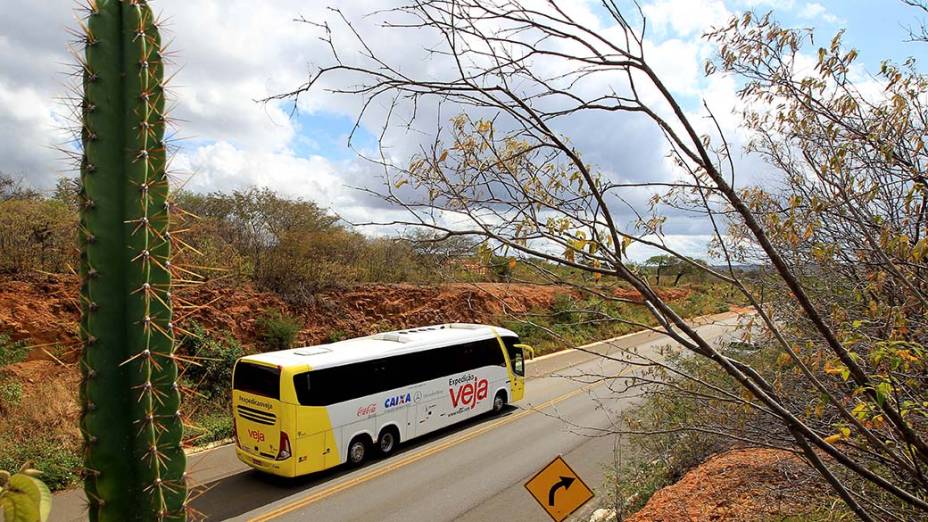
(0, 274, 577, 362)
(627, 448, 823, 521)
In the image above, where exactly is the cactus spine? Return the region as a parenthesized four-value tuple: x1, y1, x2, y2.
(79, 1, 186, 520)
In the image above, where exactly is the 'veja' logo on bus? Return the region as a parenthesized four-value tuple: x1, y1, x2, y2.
(248, 429, 265, 443)
(449, 377, 489, 409)
(384, 393, 411, 409)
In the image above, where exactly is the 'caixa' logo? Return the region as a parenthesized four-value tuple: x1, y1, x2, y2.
(384, 393, 411, 409)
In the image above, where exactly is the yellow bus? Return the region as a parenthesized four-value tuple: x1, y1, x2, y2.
(231, 323, 532, 477)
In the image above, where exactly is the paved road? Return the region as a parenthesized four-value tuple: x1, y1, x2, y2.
(52, 312, 747, 522)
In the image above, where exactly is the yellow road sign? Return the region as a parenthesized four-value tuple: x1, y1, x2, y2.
(524, 455, 594, 521)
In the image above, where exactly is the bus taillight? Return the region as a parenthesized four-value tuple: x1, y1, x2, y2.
(277, 431, 292, 460)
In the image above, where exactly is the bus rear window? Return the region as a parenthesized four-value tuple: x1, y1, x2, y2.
(233, 362, 280, 399)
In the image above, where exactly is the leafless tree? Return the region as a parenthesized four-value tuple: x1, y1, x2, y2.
(269, 1, 928, 519)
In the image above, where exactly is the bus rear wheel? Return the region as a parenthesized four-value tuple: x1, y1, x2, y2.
(492, 391, 507, 413)
(377, 427, 399, 457)
(347, 436, 369, 466)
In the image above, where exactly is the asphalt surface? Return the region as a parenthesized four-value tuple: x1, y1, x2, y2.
(52, 311, 747, 522)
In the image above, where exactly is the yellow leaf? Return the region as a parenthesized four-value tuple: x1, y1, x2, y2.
(438, 149, 448, 162)
(824, 360, 844, 375)
(824, 434, 842, 444)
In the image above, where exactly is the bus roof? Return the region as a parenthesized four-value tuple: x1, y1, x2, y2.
(240, 323, 519, 371)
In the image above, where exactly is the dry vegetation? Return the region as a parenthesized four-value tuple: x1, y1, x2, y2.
(0, 178, 727, 490)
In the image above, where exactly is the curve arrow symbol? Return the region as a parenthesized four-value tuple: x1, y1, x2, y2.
(547, 476, 575, 506)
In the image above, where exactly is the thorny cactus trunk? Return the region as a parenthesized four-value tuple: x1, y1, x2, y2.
(79, 1, 186, 520)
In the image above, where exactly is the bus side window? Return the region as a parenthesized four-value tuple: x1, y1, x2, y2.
(478, 339, 506, 367)
(294, 373, 311, 404)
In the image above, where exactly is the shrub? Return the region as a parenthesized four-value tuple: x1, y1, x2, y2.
(177, 322, 244, 400)
(0, 198, 77, 274)
(0, 333, 28, 367)
(550, 294, 579, 324)
(256, 311, 302, 352)
(325, 329, 349, 343)
(188, 412, 234, 445)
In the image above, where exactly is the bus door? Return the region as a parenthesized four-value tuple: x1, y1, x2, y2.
(293, 422, 336, 471)
(292, 371, 338, 471)
(505, 340, 527, 401)
(414, 390, 440, 436)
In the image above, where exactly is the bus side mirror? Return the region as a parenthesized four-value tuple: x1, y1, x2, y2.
(514, 343, 534, 360)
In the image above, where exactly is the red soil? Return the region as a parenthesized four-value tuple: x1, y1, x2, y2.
(627, 448, 822, 521)
(0, 274, 588, 363)
(613, 286, 691, 302)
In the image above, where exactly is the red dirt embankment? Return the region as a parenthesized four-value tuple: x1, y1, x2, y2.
(0, 274, 581, 362)
(628, 448, 823, 521)
(0, 274, 698, 363)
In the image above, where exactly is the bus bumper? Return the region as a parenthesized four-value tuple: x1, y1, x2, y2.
(235, 446, 297, 477)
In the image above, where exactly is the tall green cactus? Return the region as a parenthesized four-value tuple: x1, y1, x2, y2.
(78, 1, 186, 520)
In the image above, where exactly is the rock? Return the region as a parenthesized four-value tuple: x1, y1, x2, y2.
(590, 508, 616, 522)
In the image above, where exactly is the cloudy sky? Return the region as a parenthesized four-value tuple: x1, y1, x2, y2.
(0, 0, 922, 260)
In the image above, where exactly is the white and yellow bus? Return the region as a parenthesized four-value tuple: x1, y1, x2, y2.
(231, 323, 532, 477)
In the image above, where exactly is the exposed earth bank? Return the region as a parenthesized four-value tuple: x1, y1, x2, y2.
(0, 273, 692, 363)
(621, 448, 825, 521)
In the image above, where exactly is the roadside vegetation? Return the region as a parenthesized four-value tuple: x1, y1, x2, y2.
(0, 174, 734, 491)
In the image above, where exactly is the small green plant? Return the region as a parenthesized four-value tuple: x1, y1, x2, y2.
(0, 334, 29, 367)
(0, 463, 51, 522)
(324, 329, 349, 343)
(0, 378, 23, 407)
(256, 311, 302, 352)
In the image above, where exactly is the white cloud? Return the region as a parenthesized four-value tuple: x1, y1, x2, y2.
(642, 0, 732, 37)
(0, 80, 64, 187)
(175, 141, 345, 208)
(0, 0, 855, 258)
(798, 2, 843, 24)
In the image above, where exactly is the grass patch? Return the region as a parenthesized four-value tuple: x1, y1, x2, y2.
(0, 376, 81, 491)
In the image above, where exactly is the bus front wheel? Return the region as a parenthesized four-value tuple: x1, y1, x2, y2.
(493, 391, 507, 413)
(347, 436, 370, 466)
